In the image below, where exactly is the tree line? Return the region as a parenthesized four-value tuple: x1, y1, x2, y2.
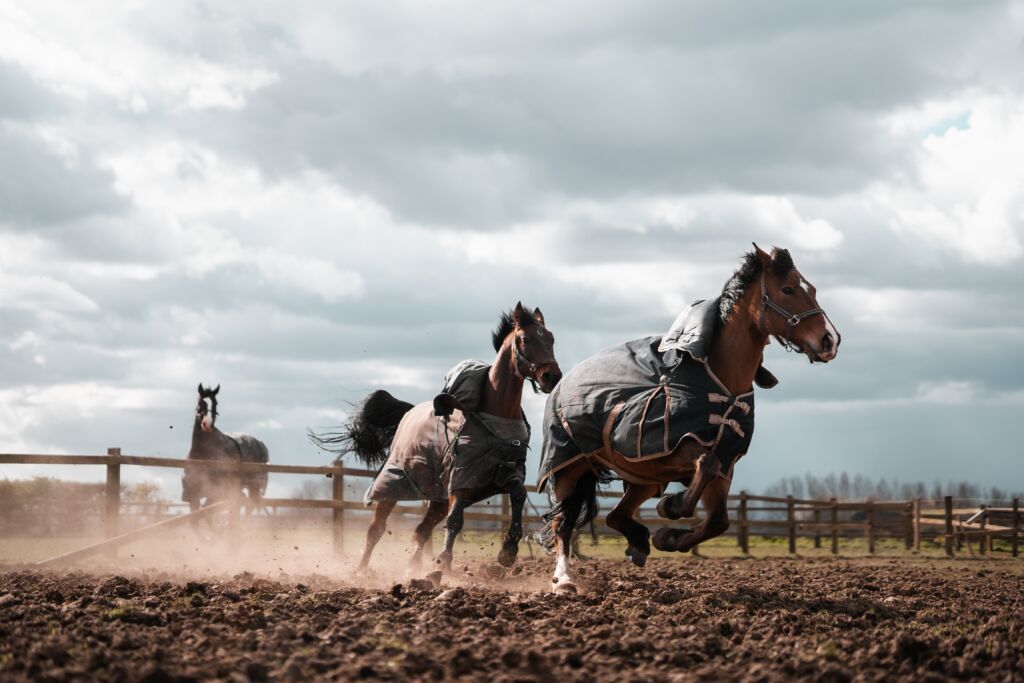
(762, 472, 1023, 504)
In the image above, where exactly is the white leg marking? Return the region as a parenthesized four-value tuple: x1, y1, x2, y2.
(553, 553, 572, 585)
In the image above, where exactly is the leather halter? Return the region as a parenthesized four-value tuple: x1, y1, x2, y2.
(510, 328, 555, 391)
(759, 271, 824, 353)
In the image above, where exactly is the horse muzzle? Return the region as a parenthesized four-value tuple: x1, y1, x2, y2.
(535, 365, 563, 393)
(806, 329, 840, 363)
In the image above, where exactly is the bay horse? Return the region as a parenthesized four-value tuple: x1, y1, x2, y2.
(538, 245, 840, 591)
(313, 303, 561, 571)
(182, 384, 269, 518)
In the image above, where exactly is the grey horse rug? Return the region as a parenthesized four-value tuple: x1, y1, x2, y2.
(537, 297, 776, 491)
(365, 361, 531, 503)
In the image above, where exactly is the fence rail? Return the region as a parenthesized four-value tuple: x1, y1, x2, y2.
(1, 451, 1019, 560)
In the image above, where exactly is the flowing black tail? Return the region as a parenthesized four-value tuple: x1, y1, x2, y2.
(307, 390, 414, 468)
(536, 471, 602, 552)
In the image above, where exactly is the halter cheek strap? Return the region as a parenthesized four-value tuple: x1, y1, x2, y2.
(759, 271, 825, 353)
(511, 336, 541, 392)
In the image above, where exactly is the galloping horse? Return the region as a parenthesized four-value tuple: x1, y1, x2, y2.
(182, 384, 269, 516)
(313, 303, 561, 571)
(538, 246, 840, 591)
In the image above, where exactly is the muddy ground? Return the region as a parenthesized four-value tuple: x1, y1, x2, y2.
(0, 557, 1021, 682)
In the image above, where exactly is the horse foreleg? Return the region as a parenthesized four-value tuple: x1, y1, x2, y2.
(606, 482, 660, 567)
(410, 501, 447, 567)
(359, 499, 396, 569)
(437, 495, 465, 572)
(656, 451, 720, 520)
(652, 476, 731, 553)
(497, 482, 527, 567)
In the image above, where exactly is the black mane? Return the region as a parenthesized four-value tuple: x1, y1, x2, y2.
(491, 306, 538, 352)
(719, 249, 794, 323)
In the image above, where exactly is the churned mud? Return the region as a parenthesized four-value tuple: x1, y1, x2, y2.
(0, 558, 1021, 682)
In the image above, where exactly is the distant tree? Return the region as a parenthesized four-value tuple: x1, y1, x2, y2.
(759, 474, 1023, 503)
(839, 472, 851, 499)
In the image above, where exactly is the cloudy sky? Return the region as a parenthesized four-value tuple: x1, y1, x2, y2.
(1, 1, 1022, 499)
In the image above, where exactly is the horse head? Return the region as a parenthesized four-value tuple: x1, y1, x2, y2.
(196, 383, 220, 432)
(753, 244, 840, 363)
(509, 301, 562, 393)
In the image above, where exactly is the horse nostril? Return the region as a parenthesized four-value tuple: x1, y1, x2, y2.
(822, 332, 834, 353)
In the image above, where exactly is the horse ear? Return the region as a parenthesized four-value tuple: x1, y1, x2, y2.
(212, 385, 220, 396)
(197, 383, 204, 394)
(532, 307, 545, 325)
(752, 242, 772, 269)
(512, 301, 525, 324)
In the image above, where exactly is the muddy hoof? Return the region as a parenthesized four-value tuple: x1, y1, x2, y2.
(656, 494, 682, 520)
(652, 527, 689, 552)
(551, 579, 577, 594)
(496, 546, 518, 568)
(625, 546, 648, 568)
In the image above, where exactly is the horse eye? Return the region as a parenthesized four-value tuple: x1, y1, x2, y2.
(781, 286, 795, 296)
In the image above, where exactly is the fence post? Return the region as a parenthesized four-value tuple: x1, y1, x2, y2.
(738, 491, 749, 555)
(913, 498, 921, 553)
(786, 495, 796, 555)
(979, 505, 987, 556)
(1013, 498, 1020, 558)
(830, 497, 839, 555)
(944, 496, 954, 557)
(903, 502, 913, 550)
(813, 507, 822, 549)
(866, 499, 875, 555)
(332, 468, 345, 555)
(105, 448, 121, 556)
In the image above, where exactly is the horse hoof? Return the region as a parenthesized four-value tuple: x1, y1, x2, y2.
(497, 547, 518, 568)
(652, 527, 681, 552)
(656, 495, 680, 520)
(551, 579, 577, 594)
(625, 546, 647, 568)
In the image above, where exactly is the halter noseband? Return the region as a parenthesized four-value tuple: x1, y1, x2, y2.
(759, 271, 825, 353)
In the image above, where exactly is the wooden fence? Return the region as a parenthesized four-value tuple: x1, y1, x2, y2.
(1, 451, 1020, 561)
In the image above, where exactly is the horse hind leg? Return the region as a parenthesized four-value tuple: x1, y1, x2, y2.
(656, 450, 720, 520)
(410, 501, 447, 567)
(607, 482, 660, 567)
(359, 499, 397, 569)
(546, 463, 598, 593)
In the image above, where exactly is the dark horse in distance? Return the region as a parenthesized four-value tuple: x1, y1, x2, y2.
(538, 246, 840, 591)
(182, 384, 269, 516)
(312, 303, 561, 571)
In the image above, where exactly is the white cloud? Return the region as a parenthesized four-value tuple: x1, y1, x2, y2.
(97, 141, 368, 302)
(0, 2, 277, 111)
(881, 96, 1024, 265)
(0, 271, 97, 312)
